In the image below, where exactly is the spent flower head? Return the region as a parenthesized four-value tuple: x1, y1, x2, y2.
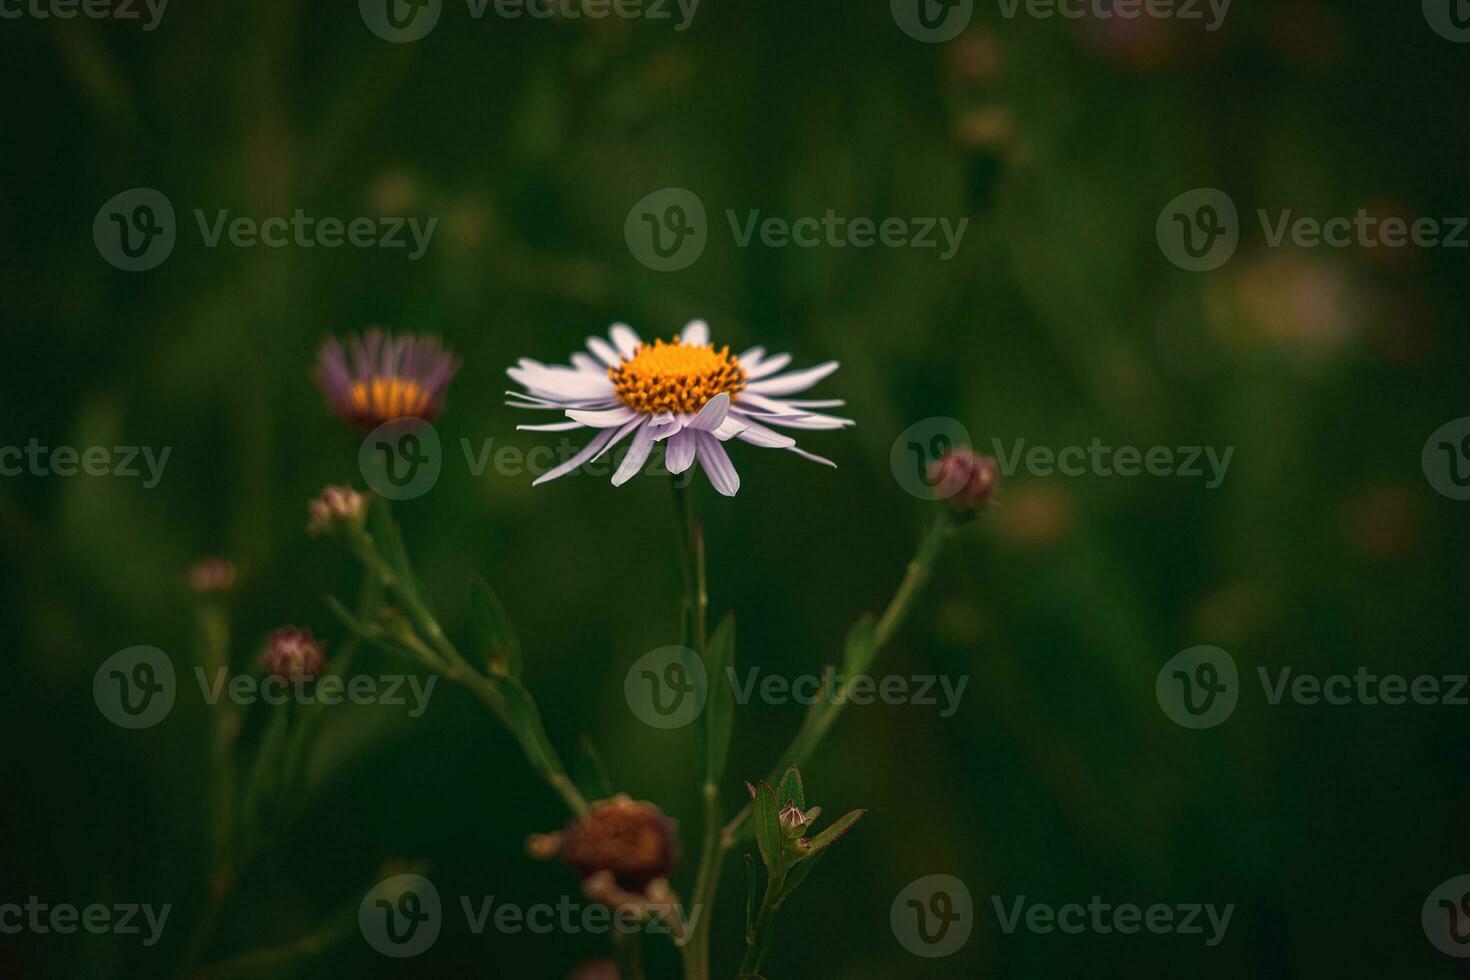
(528, 794, 679, 893)
(260, 625, 326, 682)
(315, 329, 460, 429)
(929, 448, 1000, 512)
(187, 557, 236, 595)
(506, 320, 852, 496)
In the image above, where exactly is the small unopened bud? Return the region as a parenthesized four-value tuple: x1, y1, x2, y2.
(188, 557, 236, 595)
(307, 485, 367, 536)
(560, 795, 679, 892)
(261, 626, 326, 681)
(929, 449, 1000, 511)
(778, 801, 807, 830)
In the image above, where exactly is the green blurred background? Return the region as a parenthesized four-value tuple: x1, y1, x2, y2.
(3, 0, 1470, 976)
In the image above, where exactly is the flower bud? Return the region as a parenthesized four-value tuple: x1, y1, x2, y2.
(928, 449, 1000, 511)
(260, 626, 326, 682)
(559, 795, 678, 891)
(307, 485, 367, 537)
(187, 557, 236, 595)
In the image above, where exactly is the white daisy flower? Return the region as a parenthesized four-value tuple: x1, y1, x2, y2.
(506, 320, 852, 496)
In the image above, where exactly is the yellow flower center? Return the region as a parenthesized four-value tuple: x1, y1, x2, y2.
(350, 377, 431, 423)
(609, 338, 746, 415)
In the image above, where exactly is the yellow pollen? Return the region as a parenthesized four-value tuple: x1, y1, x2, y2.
(349, 377, 431, 423)
(610, 338, 746, 415)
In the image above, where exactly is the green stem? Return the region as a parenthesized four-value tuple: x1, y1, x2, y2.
(348, 518, 586, 816)
(736, 881, 782, 977)
(673, 484, 720, 980)
(614, 930, 647, 980)
(720, 512, 955, 847)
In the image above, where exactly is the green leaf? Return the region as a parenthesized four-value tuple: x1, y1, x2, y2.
(753, 781, 782, 875)
(700, 614, 737, 786)
(744, 853, 758, 944)
(482, 673, 565, 783)
(467, 575, 523, 678)
(774, 764, 804, 810)
(840, 613, 878, 679)
(776, 848, 825, 904)
(805, 808, 867, 854)
(572, 734, 613, 802)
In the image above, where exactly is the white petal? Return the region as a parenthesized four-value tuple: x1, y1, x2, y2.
(733, 393, 815, 417)
(517, 421, 587, 432)
(746, 361, 840, 396)
(566, 407, 638, 428)
(712, 416, 750, 441)
(610, 323, 641, 359)
(782, 398, 846, 408)
(732, 418, 796, 448)
(651, 415, 687, 442)
(694, 431, 740, 497)
(570, 352, 603, 373)
(752, 411, 853, 431)
(745, 352, 791, 380)
(686, 392, 730, 432)
(681, 320, 709, 347)
(509, 364, 615, 400)
(531, 428, 618, 486)
(787, 445, 837, 468)
(738, 346, 765, 366)
(665, 429, 697, 474)
(586, 336, 621, 367)
(612, 420, 657, 486)
(590, 416, 644, 463)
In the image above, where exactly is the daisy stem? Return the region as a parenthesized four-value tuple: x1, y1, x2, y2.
(718, 511, 956, 847)
(672, 483, 720, 980)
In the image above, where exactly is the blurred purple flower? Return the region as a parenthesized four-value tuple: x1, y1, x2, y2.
(315, 329, 461, 429)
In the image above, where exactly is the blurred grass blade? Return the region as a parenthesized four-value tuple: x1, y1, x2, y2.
(572, 733, 613, 802)
(700, 614, 737, 786)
